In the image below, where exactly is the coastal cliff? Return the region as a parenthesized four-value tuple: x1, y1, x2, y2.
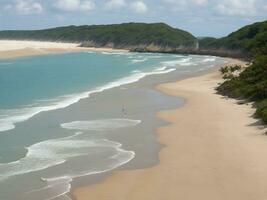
(134, 20, 267, 59)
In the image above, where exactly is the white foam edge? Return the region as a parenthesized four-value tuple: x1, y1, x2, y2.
(161, 57, 193, 67)
(27, 139, 135, 200)
(131, 58, 147, 63)
(60, 118, 141, 131)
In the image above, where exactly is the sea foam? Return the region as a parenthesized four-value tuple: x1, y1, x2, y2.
(162, 57, 193, 67)
(61, 118, 141, 131)
(37, 139, 134, 200)
(202, 57, 216, 62)
(24, 137, 135, 200)
(131, 58, 147, 63)
(0, 131, 134, 182)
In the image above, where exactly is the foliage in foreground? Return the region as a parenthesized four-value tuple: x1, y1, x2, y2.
(219, 65, 242, 79)
(217, 56, 267, 124)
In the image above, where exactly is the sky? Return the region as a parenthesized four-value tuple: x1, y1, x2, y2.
(0, 0, 266, 37)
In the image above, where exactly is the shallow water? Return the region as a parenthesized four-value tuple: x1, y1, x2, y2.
(0, 51, 227, 200)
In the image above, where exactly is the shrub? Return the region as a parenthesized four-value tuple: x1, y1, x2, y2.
(217, 55, 267, 124)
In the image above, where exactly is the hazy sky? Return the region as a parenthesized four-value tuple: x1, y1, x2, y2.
(0, 0, 267, 37)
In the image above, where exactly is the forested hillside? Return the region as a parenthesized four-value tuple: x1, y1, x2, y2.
(0, 23, 197, 51)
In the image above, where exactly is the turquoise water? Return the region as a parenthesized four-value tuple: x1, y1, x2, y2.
(0, 52, 178, 108)
(0, 51, 182, 132)
(0, 51, 227, 200)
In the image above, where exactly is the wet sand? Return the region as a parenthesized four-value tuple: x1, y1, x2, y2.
(73, 59, 267, 200)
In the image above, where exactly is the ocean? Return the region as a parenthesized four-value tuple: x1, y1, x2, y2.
(0, 51, 227, 200)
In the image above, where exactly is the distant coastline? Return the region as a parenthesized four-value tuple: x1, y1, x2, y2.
(2, 21, 265, 61)
(0, 39, 246, 62)
(131, 48, 247, 60)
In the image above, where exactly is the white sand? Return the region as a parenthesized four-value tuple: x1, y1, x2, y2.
(0, 40, 79, 51)
(0, 40, 128, 59)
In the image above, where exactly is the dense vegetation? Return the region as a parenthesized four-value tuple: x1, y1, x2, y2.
(215, 20, 267, 124)
(0, 23, 197, 50)
(199, 20, 267, 58)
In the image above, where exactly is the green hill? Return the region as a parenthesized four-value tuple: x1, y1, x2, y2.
(0, 23, 197, 51)
(214, 20, 267, 124)
(199, 20, 267, 58)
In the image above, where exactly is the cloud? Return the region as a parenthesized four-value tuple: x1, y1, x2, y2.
(192, 0, 208, 5)
(130, 1, 148, 13)
(54, 0, 95, 11)
(163, 0, 207, 7)
(80, 1, 95, 11)
(163, 0, 186, 6)
(105, 0, 148, 13)
(216, 0, 257, 16)
(105, 0, 126, 10)
(4, 0, 43, 15)
(163, 0, 265, 17)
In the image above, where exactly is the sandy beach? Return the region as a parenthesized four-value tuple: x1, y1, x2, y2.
(73, 60, 267, 200)
(1, 40, 267, 199)
(0, 40, 127, 59)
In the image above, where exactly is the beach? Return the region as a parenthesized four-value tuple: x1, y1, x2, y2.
(0, 43, 200, 200)
(73, 59, 267, 200)
(1, 40, 266, 200)
(0, 40, 128, 59)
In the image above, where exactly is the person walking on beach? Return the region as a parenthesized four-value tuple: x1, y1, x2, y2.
(122, 107, 127, 117)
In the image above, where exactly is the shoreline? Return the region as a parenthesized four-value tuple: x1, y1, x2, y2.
(73, 59, 267, 200)
(2, 41, 266, 199)
(0, 48, 188, 200)
(0, 40, 128, 59)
